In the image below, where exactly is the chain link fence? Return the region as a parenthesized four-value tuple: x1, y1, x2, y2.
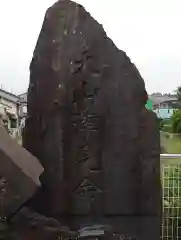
(161, 154, 181, 240)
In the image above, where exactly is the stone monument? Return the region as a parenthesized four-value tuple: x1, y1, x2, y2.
(23, 1, 161, 239)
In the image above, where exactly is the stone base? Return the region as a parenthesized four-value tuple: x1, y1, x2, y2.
(68, 215, 160, 240)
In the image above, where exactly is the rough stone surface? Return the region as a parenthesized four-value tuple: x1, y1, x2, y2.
(0, 207, 77, 240)
(137, 109, 161, 239)
(139, 109, 161, 215)
(0, 126, 43, 219)
(23, 0, 161, 239)
(1, 209, 138, 240)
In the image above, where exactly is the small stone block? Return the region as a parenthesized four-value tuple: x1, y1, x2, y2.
(0, 126, 43, 218)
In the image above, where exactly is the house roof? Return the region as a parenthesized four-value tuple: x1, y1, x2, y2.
(149, 95, 177, 105)
(0, 89, 19, 103)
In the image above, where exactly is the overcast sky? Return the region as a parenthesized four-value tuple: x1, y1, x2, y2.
(0, 0, 181, 95)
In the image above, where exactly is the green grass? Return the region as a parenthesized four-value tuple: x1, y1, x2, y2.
(160, 131, 181, 153)
(162, 119, 172, 125)
(162, 124, 173, 133)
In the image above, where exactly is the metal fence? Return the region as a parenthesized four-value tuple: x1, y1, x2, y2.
(161, 154, 181, 240)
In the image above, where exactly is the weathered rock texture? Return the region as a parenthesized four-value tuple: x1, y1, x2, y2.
(7, 207, 77, 240)
(23, 1, 161, 239)
(1, 208, 139, 240)
(0, 126, 43, 219)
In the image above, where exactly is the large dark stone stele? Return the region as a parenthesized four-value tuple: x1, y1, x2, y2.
(23, 1, 161, 239)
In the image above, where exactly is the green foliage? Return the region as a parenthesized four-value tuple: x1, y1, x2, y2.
(171, 110, 181, 133)
(176, 86, 181, 102)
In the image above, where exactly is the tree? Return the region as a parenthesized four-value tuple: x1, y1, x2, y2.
(170, 87, 181, 133)
(171, 110, 181, 133)
(176, 86, 181, 102)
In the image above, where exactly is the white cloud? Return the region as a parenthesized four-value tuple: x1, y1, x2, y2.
(0, 0, 180, 94)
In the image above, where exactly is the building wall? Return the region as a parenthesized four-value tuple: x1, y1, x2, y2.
(0, 89, 19, 139)
(0, 97, 18, 116)
(0, 89, 28, 142)
(154, 108, 175, 119)
(18, 93, 27, 132)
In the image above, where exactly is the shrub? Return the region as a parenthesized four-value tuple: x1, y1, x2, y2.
(171, 110, 181, 133)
